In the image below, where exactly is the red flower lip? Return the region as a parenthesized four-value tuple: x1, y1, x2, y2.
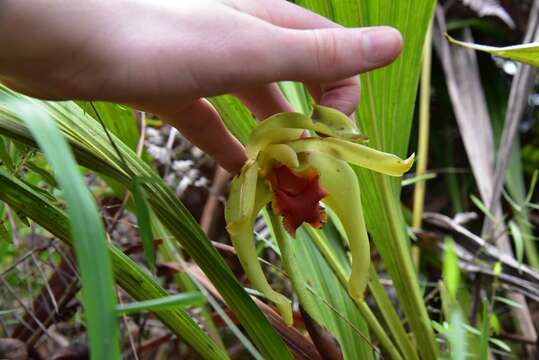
(266, 165, 328, 236)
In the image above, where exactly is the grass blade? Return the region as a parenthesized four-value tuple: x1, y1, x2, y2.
(116, 292, 206, 315)
(78, 101, 140, 151)
(132, 178, 155, 272)
(508, 220, 524, 265)
(1, 97, 120, 359)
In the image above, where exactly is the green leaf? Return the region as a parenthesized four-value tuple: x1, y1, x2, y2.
(528, 202, 539, 211)
(402, 173, 437, 187)
(526, 170, 538, 203)
(116, 292, 206, 315)
(78, 101, 140, 151)
(132, 178, 155, 272)
(485, 68, 539, 268)
(2, 97, 120, 359)
(446, 34, 539, 67)
(489, 313, 501, 335)
(13, 209, 30, 227)
(25, 160, 58, 188)
(488, 338, 511, 352)
(493, 262, 502, 277)
(447, 309, 467, 360)
(494, 296, 522, 309)
(470, 194, 496, 222)
(443, 238, 460, 300)
(209, 95, 256, 144)
(0, 220, 10, 243)
(278, 81, 311, 112)
(0, 136, 14, 171)
(479, 302, 490, 360)
(508, 220, 524, 265)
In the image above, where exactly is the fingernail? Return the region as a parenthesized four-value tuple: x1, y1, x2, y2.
(360, 27, 403, 64)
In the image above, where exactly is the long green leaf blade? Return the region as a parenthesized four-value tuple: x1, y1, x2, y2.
(2, 98, 120, 360)
(116, 292, 206, 315)
(132, 178, 155, 272)
(446, 35, 539, 67)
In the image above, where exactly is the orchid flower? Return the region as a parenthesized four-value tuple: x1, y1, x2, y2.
(224, 105, 414, 325)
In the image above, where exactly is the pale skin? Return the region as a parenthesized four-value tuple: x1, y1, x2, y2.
(0, 0, 403, 174)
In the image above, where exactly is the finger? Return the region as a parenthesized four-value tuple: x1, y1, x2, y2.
(226, 0, 340, 30)
(235, 83, 294, 121)
(279, 26, 403, 83)
(319, 77, 360, 116)
(210, 24, 401, 91)
(138, 99, 247, 175)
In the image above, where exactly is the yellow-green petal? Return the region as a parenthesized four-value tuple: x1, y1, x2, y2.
(310, 105, 367, 142)
(246, 127, 304, 158)
(287, 137, 415, 177)
(259, 143, 300, 171)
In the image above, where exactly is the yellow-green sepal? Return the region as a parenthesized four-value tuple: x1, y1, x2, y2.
(306, 153, 370, 300)
(225, 161, 258, 230)
(227, 179, 293, 325)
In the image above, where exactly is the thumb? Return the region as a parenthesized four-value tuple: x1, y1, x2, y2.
(279, 26, 403, 82)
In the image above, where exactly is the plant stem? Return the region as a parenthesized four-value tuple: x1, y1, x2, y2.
(412, 18, 433, 268)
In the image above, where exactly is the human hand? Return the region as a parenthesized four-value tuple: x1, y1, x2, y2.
(0, 0, 402, 174)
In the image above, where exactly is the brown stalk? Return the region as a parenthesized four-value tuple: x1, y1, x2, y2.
(199, 166, 231, 238)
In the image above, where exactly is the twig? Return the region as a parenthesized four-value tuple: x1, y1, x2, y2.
(137, 333, 173, 354)
(31, 253, 58, 314)
(200, 166, 230, 237)
(499, 332, 538, 346)
(11, 250, 80, 347)
(0, 276, 56, 344)
(117, 289, 140, 360)
(0, 243, 50, 277)
(50, 242, 79, 282)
